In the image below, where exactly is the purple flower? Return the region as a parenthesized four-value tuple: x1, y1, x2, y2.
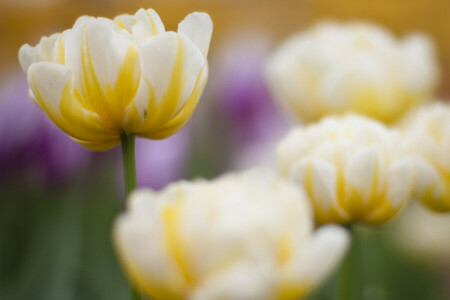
(212, 33, 291, 169)
(135, 129, 190, 190)
(0, 72, 90, 184)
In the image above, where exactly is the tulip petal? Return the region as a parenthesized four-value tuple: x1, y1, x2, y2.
(28, 61, 118, 149)
(344, 147, 384, 212)
(280, 225, 349, 299)
(178, 12, 213, 57)
(291, 159, 349, 223)
(18, 33, 60, 73)
(385, 158, 414, 208)
(64, 18, 139, 130)
(134, 32, 206, 134)
(132, 9, 165, 44)
(114, 190, 187, 299)
(191, 261, 276, 300)
(18, 44, 39, 73)
(412, 158, 449, 211)
(114, 14, 136, 32)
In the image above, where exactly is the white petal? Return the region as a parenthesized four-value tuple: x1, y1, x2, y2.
(411, 157, 447, 210)
(73, 16, 96, 28)
(385, 158, 414, 208)
(178, 12, 213, 57)
(135, 32, 206, 117)
(27, 61, 117, 144)
(291, 159, 338, 213)
(64, 18, 134, 93)
(85, 19, 134, 88)
(128, 188, 157, 210)
(345, 147, 384, 205)
(412, 158, 443, 196)
(114, 200, 186, 298)
(18, 44, 39, 73)
(191, 261, 276, 300)
(132, 8, 165, 45)
(114, 14, 136, 32)
(283, 226, 349, 292)
(179, 33, 207, 109)
(27, 61, 71, 110)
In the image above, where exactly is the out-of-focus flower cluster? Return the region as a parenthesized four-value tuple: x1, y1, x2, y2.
(278, 115, 413, 225)
(114, 168, 349, 300)
(5, 4, 450, 299)
(401, 103, 450, 212)
(266, 22, 439, 123)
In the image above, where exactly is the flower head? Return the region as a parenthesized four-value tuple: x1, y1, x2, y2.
(19, 9, 212, 151)
(401, 103, 450, 212)
(278, 115, 415, 225)
(266, 22, 438, 123)
(114, 168, 349, 300)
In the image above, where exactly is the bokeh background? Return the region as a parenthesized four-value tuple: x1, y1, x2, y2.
(1, 0, 450, 299)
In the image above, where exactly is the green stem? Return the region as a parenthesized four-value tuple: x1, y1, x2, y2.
(336, 224, 356, 300)
(121, 133, 137, 197)
(120, 133, 142, 300)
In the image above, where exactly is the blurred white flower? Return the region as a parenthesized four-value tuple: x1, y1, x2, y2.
(393, 202, 450, 264)
(278, 115, 414, 225)
(401, 102, 450, 212)
(114, 168, 349, 300)
(19, 9, 212, 151)
(266, 22, 439, 123)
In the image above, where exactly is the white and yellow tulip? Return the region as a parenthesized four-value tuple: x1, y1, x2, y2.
(114, 168, 349, 300)
(401, 103, 450, 212)
(265, 22, 438, 123)
(278, 115, 415, 225)
(19, 9, 212, 151)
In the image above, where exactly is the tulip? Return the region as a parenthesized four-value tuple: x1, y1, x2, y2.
(278, 115, 415, 225)
(114, 168, 349, 300)
(18, 8, 212, 151)
(265, 22, 439, 123)
(401, 103, 450, 212)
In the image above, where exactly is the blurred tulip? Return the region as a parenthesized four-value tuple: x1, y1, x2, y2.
(213, 34, 290, 169)
(266, 22, 439, 123)
(278, 115, 415, 225)
(401, 102, 450, 212)
(18, 9, 212, 151)
(0, 73, 90, 183)
(114, 168, 349, 300)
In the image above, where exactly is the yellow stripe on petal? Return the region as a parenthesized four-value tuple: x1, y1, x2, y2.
(29, 63, 117, 149)
(140, 68, 206, 139)
(114, 228, 183, 300)
(142, 36, 186, 132)
(145, 10, 158, 36)
(163, 193, 193, 288)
